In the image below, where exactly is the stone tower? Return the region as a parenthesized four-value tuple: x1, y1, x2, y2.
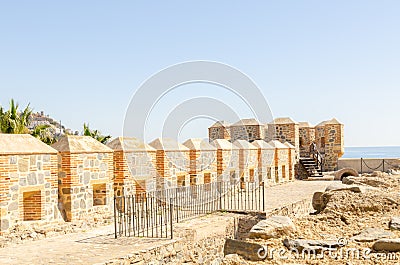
(266, 117, 299, 159)
(208, 121, 231, 142)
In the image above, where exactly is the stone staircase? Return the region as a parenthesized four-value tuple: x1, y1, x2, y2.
(299, 157, 323, 178)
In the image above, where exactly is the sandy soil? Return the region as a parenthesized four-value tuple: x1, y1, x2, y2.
(224, 173, 400, 264)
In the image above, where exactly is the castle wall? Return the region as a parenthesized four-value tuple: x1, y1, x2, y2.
(299, 125, 315, 157)
(0, 153, 59, 232)
(229, 125, 263, 142)
(187, 150, 217, 185)
(154, 150, 190, 189)
(208, 127, 230, 142)
(267, 122, 299, 158)
(112, 150, 156, 197)
(253, 142, 275, 186)
(57, 151, 114, 221)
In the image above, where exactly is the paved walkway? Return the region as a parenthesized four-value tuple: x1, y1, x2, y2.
(0, 180, 331, 264)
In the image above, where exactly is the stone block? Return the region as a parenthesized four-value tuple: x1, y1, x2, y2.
(373, 239, 400, 252)
(224, 238, 265, 261)
(249, 216, 295, 239)
(27, 172, 37, 185)
(18, 159, 29, 172)
(351, 228, 393, 242)
(389, 217, 400, 231)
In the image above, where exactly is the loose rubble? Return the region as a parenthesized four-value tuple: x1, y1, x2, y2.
(223, 172, 400, 264)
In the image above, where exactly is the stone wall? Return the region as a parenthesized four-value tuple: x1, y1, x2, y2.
(187, 149, 217, 185)
(285, 142, 296, 181)
(111, 150, 157, 196)
(153, 150, 190, 189)
(299, 122, 315, 157)
(252, 141, 275, 186)
(208, 126, 230, 142)
(105, 214, 236, 265)
(56, 152, 114, 221)
(267, 118, 299, 157)
(0, 153, 59, 232)
(233, 141, 259, 185)
(323, 120, 344, 171)
(229, 124, 263, 142)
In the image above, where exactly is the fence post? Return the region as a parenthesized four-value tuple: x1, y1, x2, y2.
(262, 183, 265, 212)
(114, 196, 117, 239)
(383, 159, 385, 173)
(169, 198, 173, 239)
(219, 182, 222, 210)
(360, 158, 363, 174)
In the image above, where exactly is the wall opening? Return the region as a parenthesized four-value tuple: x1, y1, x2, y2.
(177, 174, 186, 187)
(93, 183, 107, 206)
(204, 172, 211, 191)
(23, 190, 42, 221)
(275, 167, 279, 182)
(282, 165, 286, 179)
(267, 167, 272, 179)
(190, 175, 197, 198)
(249, 168, 255, 182)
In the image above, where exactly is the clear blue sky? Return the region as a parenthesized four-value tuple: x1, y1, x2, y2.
(1, 1, 399, 146)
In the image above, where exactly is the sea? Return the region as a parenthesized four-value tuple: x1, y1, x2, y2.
(342, 146, 400, 159)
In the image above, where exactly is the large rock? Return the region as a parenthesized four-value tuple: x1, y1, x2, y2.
(335, 168, 358, 180)
(248, 216, 295, 239)
(325, 182, 362, 193)
(389, 217, 400, 231)
(224, 239, 265, 261)
(283, 239, 342, 253)
(325, 182, 377, 193)
(312, 192, 325, 212)
(373, 239, 400, 252)
(351, 228, 393, 242)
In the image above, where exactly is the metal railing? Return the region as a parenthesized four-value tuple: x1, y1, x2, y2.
(360, 158, 399, 174)
(310, 143, 324, 172)
(114, 180, 265, 239)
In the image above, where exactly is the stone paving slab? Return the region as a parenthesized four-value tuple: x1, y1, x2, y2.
(0, 180, 331, 264)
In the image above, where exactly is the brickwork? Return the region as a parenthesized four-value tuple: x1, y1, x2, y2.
(233, 140, 259, 185)
(211, 139, 240, 183)
(284, 142, 296, 180)
(107, 137, 157, 197)
(269, 140, 290, 183)
(149, 138, 190, 189)
(209, 117, 344, 173)
(183, 139, 217, 185)
(52, 136, 114, 222)
(0, 134, 59, 233)
(251, 140, 275, 185)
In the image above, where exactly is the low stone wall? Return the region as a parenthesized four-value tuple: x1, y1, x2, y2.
(105, 214, 236, 265)
(266, 197, 313, 219)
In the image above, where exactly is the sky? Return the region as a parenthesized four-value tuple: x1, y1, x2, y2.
(0, 1, 399, 147)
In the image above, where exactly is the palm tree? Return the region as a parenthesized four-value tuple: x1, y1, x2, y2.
(82, 123, 111, 144)
(0, 99, 32, 134)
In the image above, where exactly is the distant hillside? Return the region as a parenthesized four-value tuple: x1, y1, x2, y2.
(28, 111, 78, 136)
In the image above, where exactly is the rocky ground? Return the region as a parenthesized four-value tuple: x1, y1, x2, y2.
(0, 211, 113, 248)
(223, 171, 400, 264)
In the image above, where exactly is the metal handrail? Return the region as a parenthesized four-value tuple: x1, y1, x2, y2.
(310, 143, 324, 172)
